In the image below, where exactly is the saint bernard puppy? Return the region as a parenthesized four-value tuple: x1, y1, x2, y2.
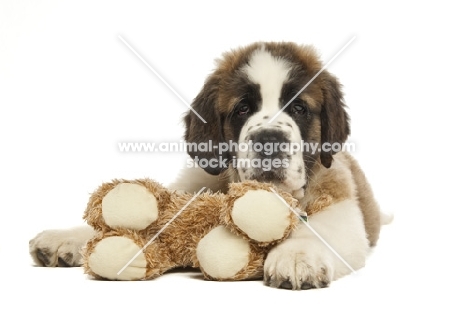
(30, 42, 389, 290)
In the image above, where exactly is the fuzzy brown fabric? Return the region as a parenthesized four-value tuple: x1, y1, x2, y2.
(82, 178, 328, 281)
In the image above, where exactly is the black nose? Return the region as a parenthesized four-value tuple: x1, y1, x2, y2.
(250, 130, 288, 158)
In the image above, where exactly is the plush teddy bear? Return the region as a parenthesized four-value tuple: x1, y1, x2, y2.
(82, 178, 309, 281)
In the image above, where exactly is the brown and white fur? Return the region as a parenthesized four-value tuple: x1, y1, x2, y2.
(29, 42, 389, 290)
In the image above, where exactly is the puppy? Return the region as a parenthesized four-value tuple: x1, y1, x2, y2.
(30, 42, 387, 290)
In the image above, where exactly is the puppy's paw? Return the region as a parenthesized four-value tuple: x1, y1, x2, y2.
(263, 239, 333, 290)
(29, 226, 94, 267)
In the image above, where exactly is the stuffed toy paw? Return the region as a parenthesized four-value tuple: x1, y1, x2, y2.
(82, 179, 299, 281)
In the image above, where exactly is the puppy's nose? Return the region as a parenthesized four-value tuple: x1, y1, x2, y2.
(251, 130, 288, 158)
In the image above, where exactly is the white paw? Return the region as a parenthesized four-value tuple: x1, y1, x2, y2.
(263, 238, 334, 290)
(29, 226, 95, 267)
(264, 200, 369, 289)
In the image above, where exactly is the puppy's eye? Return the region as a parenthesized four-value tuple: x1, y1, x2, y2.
(237, 103, 250, 116)
(291, 102, 307, 115)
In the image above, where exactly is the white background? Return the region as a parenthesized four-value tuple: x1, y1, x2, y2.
(1, 1, 467, 308)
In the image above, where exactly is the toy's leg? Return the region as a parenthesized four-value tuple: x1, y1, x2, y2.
(196, 226, 265, 281)
(83, 180, 175, 280)
(196, 183, 299, 281)
(83, 231, 170, 281)
(100, 182, 160, 230)
(224, 185, 298, 245)
(84, 234, 147, 280)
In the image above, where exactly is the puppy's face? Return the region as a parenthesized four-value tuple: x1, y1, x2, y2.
(185, 42, 349, 195)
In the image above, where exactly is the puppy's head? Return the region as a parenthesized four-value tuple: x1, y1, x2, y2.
(184, 42, 349, 194)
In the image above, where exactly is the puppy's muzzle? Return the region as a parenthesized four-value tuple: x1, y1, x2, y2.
(250, 129, 289, 159)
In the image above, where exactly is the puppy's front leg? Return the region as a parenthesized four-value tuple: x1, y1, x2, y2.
(29, 226, 95, 267)
(264, 199, 369, 290)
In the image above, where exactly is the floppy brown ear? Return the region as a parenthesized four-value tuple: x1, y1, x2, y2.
(319, 71, 350, 168)
(184, 74, 229, 175)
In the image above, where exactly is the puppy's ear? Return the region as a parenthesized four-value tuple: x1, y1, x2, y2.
(319, 71, 350, 168)
(184, 74, 229, 175)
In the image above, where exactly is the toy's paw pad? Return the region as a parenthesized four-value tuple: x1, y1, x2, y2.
(102, 183, 158, 230)
(197, 226, 250, 279)
(88, 236, 146, 280)
(29, 227, 94, 267)
(232, 190, 291, 242)
(263, 240, 332, 290)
